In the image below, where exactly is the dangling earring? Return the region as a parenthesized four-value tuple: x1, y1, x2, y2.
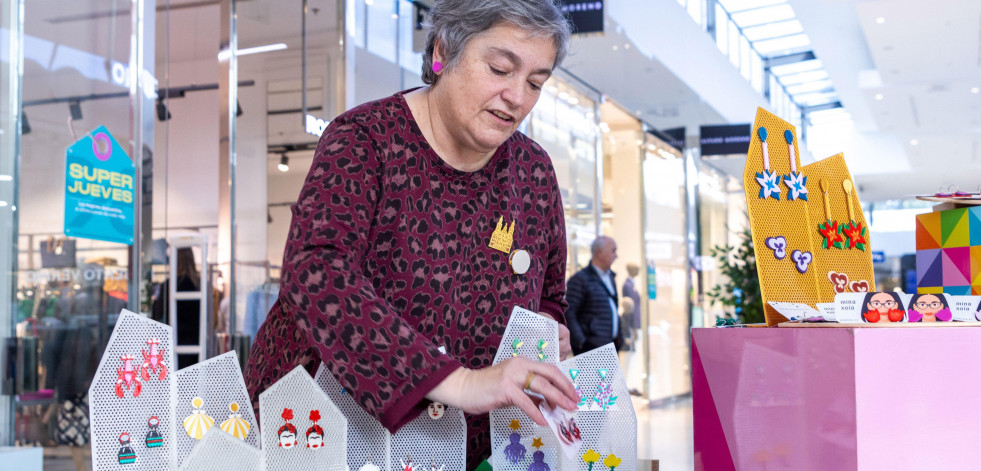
(432, 61, 443, 73)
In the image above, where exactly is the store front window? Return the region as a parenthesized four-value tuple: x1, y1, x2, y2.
(527, 74, 601, 275)
(2, 0, 156, 461)
(642, 133, 691, 401)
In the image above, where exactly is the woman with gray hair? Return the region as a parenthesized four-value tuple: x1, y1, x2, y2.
(245, 0, 578, 466)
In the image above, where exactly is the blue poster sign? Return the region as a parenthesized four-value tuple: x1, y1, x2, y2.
(64, 126, 134, 245)
(646, 261, 657, 300)
(871, 251, 886, 264)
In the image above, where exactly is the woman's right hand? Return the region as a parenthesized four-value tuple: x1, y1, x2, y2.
(426, 356, 579, 426)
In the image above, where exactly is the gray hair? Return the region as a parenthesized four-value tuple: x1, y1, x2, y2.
(591, 236, 613, 257)
(421, 0, 571, 85)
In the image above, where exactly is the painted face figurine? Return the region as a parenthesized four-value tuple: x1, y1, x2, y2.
(860, 292, 905, 323)
(908, 293, 952, 322)
(306, 410, 325, 449)
(277, 408, 298, 449)
(427, 402, 445, 420)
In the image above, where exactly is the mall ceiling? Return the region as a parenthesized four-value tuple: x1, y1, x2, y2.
(789, 0, 981, 201)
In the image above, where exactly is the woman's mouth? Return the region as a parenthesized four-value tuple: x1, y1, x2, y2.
(488, 110, 514, 123)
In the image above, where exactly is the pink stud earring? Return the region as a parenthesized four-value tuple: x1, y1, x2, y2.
(432, 61, 443, 73)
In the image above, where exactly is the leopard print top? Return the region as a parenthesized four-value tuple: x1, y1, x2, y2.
(245, 90, 568, 469)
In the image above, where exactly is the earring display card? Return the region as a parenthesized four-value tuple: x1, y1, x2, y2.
(88, 310, 176, 470)
(390, 405, 467, 471)
(178, 428, 261, 471)
(556, 344, 636, 471)
(313, 363, 392, 471)
(173, 351, 259, 468)
(743, 108, 876, 325)
(259, 365, 347, 471)
(489, 306, 561, 470)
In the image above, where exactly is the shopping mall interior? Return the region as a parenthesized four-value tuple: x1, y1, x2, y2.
(1, 0, 979, 469)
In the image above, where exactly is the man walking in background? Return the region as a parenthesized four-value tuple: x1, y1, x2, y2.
(565, 236, 624, 355)
(622, 263, 642, 351)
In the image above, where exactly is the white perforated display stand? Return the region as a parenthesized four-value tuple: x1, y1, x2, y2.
(557, 343, 636, 470)
(173, 351, 260, 468)
(314, 364, 391, 471)
(259, 365, 347, 471)
(178, 428, 261, 471)
(390, 406, 467, 471)
(89, 310, 176, 471)
(489, 307, 560, 470)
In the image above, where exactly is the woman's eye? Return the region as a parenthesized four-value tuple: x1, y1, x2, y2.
(528, 82, 542, 91)
(490, 67, 508, 76)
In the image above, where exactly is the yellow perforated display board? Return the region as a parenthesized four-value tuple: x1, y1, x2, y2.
(743, 108, 875, 325)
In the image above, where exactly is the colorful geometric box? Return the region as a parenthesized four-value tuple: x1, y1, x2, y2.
(915, 206, 981, 295)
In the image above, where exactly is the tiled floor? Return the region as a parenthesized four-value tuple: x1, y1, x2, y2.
(635, 396, 695, 471)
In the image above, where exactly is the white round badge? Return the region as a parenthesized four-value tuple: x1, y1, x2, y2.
(509, 249, 531, 275)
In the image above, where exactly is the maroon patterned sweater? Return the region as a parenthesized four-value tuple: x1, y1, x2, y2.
(244, 90, 568, 468)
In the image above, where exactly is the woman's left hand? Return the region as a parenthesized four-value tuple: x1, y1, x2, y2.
(557, 322, 572, 360)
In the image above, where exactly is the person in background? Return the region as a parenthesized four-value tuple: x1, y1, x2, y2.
(244, 1, 579, 468)
(621, 263, 641, 350)
(565, 236, 624, 355)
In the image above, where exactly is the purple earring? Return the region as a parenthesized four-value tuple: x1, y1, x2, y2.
(432, 61, 443, 73)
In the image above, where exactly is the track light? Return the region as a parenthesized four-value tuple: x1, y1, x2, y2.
(69, 101, 83, 120)
(156, 100, 172, 121)
(277, 154, 289, 172)
(22, 112, 30, 134)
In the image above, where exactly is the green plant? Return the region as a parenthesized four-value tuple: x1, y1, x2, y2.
(706, 228, 764, 324)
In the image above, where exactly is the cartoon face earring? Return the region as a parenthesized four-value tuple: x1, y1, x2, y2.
(118, 432, 136, 465)
(306, 410, 324, 449)
(427, 401, 445, 420)
(504, 419, 527, 464)
(145, 416, 163, 449)
(782, 130, 808, 201)
(755, 126, 782, 200)
(277, 408, 298, 449)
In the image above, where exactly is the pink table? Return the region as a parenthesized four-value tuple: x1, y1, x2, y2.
(693, 326, 981, 470)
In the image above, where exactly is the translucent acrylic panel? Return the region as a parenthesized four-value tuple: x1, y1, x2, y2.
(313, 363, 391, 471)
(179, 428, 261, 471)
(259, 365, 347, 471)
(173, 351, 259, 469)
(88, 310, 176, 471)
(489, 307, 560, 471)
(557, 344, 637, 470)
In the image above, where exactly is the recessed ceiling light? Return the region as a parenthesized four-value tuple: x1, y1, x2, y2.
(875, 93, 884, 100)
(972, 87, 980, 94)
(624, 43, 631, 49)
(909, 139, 918, 146)
(875, 17, 886, 24)
(612, 45, 619, 51)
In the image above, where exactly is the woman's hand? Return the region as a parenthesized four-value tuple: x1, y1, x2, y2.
(557, 323, 573, 360)
(426, 357, 579, 426)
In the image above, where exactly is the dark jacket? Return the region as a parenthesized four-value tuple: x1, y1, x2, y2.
(565, 265, 623, 354)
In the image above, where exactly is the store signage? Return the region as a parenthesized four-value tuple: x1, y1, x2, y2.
(21, 267, 129, 284)
(559, 0, 604, 35)
(871, 251, 886, 263)
(64, 126, 135, 245)
(659, 127, 686, 151)
(699, 124, 751, 157)
(305, 114, 330, 137)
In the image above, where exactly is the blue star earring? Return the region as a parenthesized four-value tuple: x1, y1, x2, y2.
(755, 126, 782, 200)
(782, 130, 808, 201)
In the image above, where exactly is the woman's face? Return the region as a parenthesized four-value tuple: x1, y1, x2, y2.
(428, 402, 445, 420)
(867, 293, 897, 314)
(433, 23, 556, 156)
(279, 431, 296, 448)
(914, 295, 943, 316)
